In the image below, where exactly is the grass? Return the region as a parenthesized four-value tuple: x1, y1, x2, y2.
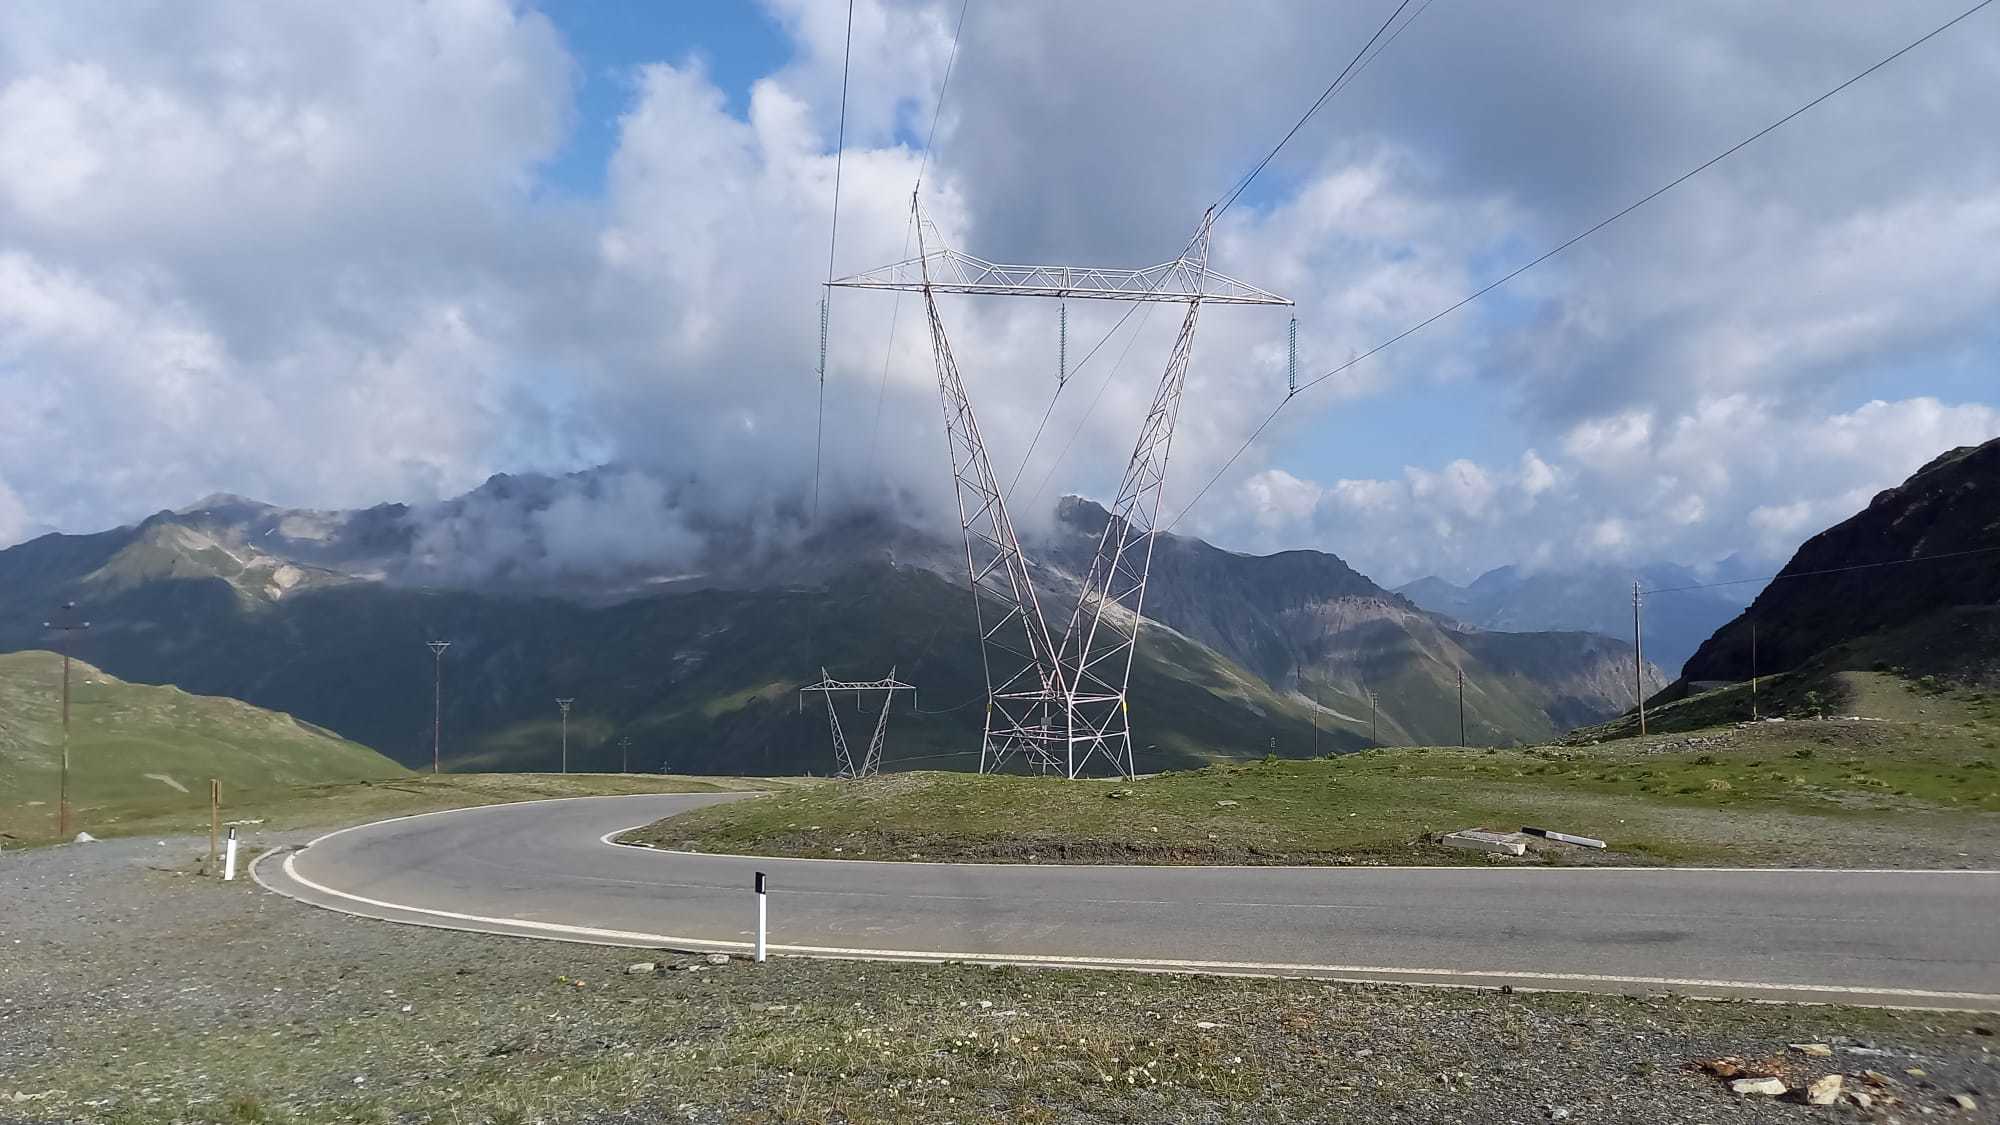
(1, 771, 792, 847)
(627, 715, 2000, 868)
(0, 650, 405, 842)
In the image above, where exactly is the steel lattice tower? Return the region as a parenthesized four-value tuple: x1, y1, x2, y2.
(799, 668, 916, 779)
(830, 203, 1288, 777)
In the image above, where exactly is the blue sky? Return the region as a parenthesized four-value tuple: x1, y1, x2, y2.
(538, 3, 788, 198)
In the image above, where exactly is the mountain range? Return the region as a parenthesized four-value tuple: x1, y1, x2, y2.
(1397, 559, 1765, 677)
(0, 474, 1665, 772)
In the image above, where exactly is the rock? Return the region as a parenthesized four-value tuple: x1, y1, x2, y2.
(626, 962, 658, 975)
(1544, 1106, 1572, 1121)
(1701, 1058, 1744, 1078)
(1729, 1077, 1788, 1097)
(1106, 788, 1135, 799)
(1790, 1042, 1835, 1057)
(705, 953, 731, 966)
(72, 832, 97, 843)
(1214, 799, 1239, 808)
(1864, 1070, 1896, 1085)
(1950, 1094, 1977, 1112)
(1807, 1075, 1844, 1105)
(1847, 1090, 1874, 1109)
(1906, 1067, 1928, 1078)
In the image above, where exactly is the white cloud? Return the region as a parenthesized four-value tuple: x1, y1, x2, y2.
(1223, 394, 2000, 585)
(0, 0, 1993, 592)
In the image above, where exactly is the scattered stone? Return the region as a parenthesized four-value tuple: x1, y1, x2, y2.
(1105, 789, 1135, 799)
(1441, 829, 1528, 857)
(1847, 1090, 1874, 1109)
(1864, 1070, 1897, 1086)
(1790, 1042, 1834, 1057)
(1972, 1026, 1993, 1037)
(704, 953, 732, 966)
(1544, 1106, 1571, 1120)
(1950, 1094, 1977, 1112)
(72, 832, 97, 844)
(1700, 1057, 1744, 1078)
(1729, 1077, 1787, 1097)
(1906, 1067, 1928, 1078)
(1214, 799, 1239, 808)
(1807, 1074, 1844, 1105)
(626, 962, 658, 975)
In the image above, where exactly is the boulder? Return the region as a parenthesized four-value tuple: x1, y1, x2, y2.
(626, 962, 657, 975)
(1806, 1075, 1843, 1105)
(1789, 1042, 1834, 1057)
(1728, 1077, 1787, 1097)
(705, 953, 732, 966)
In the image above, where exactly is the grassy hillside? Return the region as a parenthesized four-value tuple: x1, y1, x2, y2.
(630, 712, 2000, 868)
(1588, 606, 2000, 741)
(0, 650, 403, 841)
(7, 564, 1366, 778)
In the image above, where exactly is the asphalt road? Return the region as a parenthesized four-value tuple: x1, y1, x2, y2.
(258, 793, 2000, 1009)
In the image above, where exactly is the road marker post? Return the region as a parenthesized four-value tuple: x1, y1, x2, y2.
(209, 779, 221, 874)
(754, 871, 768, 963)
(223, 827, 239, 881)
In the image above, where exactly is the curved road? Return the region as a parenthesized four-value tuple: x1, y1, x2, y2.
(256, 794, 2000, 1010)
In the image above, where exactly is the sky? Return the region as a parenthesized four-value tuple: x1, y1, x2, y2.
(0, 0, 1996, 587)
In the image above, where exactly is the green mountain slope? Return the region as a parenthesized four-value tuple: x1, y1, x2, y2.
(0, 650, 404, 838)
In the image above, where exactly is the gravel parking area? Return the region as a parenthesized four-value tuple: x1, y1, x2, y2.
(2, 832, 1995, 1124)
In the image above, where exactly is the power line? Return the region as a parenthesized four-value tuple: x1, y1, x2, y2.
(1162, 0, 1997, 535)
(1641, 543, 2000, 596)
(864, 0, 973, 472)
(810, 0, 857, 530)
(1012, 0, 1430, 507)
(1211, 0, 1420, 221)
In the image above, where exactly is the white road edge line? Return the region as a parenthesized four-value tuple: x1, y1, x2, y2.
(256, 848, 2000, 1008)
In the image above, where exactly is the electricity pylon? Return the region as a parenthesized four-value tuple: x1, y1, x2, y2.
(830, 202, 1288, 777)
(798, 668, 916, 779)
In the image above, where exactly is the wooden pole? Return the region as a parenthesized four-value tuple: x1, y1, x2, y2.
(1633, 581, 1648, 736)
(1750, 619, 1759, 721)
(59, 645, 71, 838)
(209, 779, 221, 873)
(1458, 669, 1466, 747)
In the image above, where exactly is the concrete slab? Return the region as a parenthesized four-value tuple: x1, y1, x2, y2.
(1441, 830, 1528, 857)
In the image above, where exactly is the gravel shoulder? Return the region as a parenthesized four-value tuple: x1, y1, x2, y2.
(4, 830, 1996, 1124)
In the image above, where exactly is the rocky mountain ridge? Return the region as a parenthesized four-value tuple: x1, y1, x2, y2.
(1, 472, 1664, 768)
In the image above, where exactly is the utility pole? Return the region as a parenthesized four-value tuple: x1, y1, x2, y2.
(42, 602, 90, 838)
(1299, 661, 1318, 758)
(426, 640, 451, 774)
(1632, 581, 1647, 736)
(1458, 668, 1466, 747)
(619, 735, 632, 774)
(1368, 690, 1378, 749)
(1750, 619, 1759, 721)
(556, 698, 574, 774)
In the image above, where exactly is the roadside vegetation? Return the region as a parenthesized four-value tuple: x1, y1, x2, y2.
(628, 704, 2000, 868)
(1, 771, 790, 848)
